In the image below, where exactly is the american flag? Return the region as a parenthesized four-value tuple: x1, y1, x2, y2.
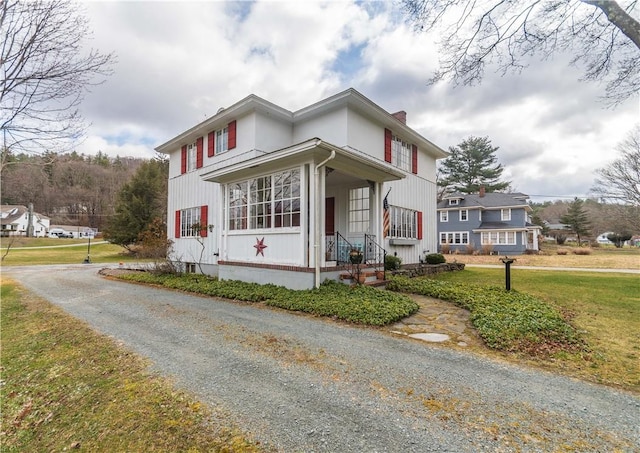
(383, 191, 390, 238)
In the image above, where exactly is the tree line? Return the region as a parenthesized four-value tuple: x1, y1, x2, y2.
(0, 151, 167, 233)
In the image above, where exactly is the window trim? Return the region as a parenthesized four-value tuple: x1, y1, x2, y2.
(440, 231, 469, 245)
(459, 209, 468, 222)
(388, 205, 420, 240)
(186, 142, 197, 172)
(440, 211, 448, 222)
(501, 208, 512, 221)
(348, 187, 370, 234)
(179, 206, 202, 238)
(481, 231, 517, 245)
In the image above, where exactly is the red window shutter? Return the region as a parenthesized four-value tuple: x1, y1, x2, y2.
(208, 131, 215, 157)
(175, 210, 181, 238)
(180, 145, 187, 174)
(196, 137, 204, 168)
(411, 144, 418, 174)
(384, 128, 392, 163)
(200, 205, 208, 237)
(228, 120, 237, 149)
(417, 211, 423, 240)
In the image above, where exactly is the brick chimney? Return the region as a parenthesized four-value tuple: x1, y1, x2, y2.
(479, 185, 486, 198)
(392, 111, 407, 124)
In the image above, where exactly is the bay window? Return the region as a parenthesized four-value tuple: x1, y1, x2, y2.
(389, 206, 419, 239)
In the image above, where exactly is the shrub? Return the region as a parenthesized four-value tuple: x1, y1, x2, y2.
(557, 249, 569, 255)
(385, 254, 402, 271)
(440, 243, 450, 254)
(481, 244, 494, 255)
(465, 243, 476, 255)
(117, 273, 419, 326)
(425, 253, 446, 264)
(572, 248, 592, 255)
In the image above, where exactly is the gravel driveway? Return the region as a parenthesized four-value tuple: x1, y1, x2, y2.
(6, 264, 640, 452)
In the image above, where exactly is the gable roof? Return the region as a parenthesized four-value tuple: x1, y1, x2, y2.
(437, 193, 531, 210)
(155, 88, 448, 159)
(0, 205, 50, 225)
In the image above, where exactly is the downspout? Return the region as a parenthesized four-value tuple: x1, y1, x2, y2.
(314, 147, 336, 288)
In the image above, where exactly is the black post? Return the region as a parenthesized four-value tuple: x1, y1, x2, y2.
(500, 256, 516, 291)
(84, 236, 91, 264)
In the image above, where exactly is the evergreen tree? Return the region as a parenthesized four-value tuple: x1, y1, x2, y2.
(560, 198, 592, 246)
(104, 158, 168, 250)
(438, 136, 511, 195)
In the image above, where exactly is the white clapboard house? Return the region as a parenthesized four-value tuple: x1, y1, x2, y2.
(157, 88, 447, 289)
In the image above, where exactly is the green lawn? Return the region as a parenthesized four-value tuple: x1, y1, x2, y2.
(1, 240, 138, 266)
(431, 268, 640, 391)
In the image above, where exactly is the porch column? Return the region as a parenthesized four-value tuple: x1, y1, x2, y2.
(314, 150, 335, 288)
(374, 182, 383, 241)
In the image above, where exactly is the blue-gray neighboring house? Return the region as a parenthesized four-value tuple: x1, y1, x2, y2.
(436, 189, 542, 255)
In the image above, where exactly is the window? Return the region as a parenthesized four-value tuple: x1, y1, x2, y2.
(180, 207, 201, 237)
(228, 169, 300, 231)
(384, 129, 417, 173)
(459, 209, 468, 221)
(250, 176, 271, 229)
(349, 187, 370, 233)
(440, 232, 469, 245)
(229, 182, 248, 230)
(389, 206, 420, 239)
(391, 135, 412, 172)
(187, 142, 197, 172)
(501, 209, 511, 221)
(216, 126, 229, 154)
(449, 199, 459, 206)
(440, 211, 448, 222)
(273, 169, 300, 228)
(481, 231, 516, 245)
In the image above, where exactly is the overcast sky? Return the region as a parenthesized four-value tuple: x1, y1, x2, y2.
(78, 0, 639, 203)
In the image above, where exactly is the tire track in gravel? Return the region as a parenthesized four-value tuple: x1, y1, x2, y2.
(6, 264, 640, 452)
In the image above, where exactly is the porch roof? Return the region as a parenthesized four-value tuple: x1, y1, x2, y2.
(200, 138, 406, 184)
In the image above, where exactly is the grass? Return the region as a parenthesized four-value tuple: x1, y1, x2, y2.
(0, 279, 260, 452)
(431, 268, 640, 392)
(446, 243, 640, 269)
(0, 237, 140, 266)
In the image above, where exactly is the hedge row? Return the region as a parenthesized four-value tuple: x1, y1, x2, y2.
(118, 273, 418, 326)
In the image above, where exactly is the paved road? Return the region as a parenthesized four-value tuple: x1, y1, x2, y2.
(5, 264, 640, 452)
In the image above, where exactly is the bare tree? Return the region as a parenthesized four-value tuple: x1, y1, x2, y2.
(592, 126, 640, 207)
(1, 0, 114, 167)
(401, 0, 640, 105)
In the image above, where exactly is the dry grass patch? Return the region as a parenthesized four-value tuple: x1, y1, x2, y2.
(445, 246, 640, 269)
(0, 280, 260, 452)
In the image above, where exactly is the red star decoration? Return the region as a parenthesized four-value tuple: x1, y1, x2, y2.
(253, 237, 267, 256)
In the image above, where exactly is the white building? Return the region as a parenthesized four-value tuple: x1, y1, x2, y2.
(0, 205, 50, 237)
(157, 89, 447, 289)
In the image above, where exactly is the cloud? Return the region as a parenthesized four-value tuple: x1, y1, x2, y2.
(76, 0, 638, 203)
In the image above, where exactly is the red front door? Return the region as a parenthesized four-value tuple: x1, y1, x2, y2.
(325, 197, 335, 235)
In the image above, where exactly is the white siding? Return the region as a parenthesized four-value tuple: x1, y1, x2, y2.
(255, 113, 292, 151)
(293, 108, 347, 146)
(346, 109, 384, 159)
